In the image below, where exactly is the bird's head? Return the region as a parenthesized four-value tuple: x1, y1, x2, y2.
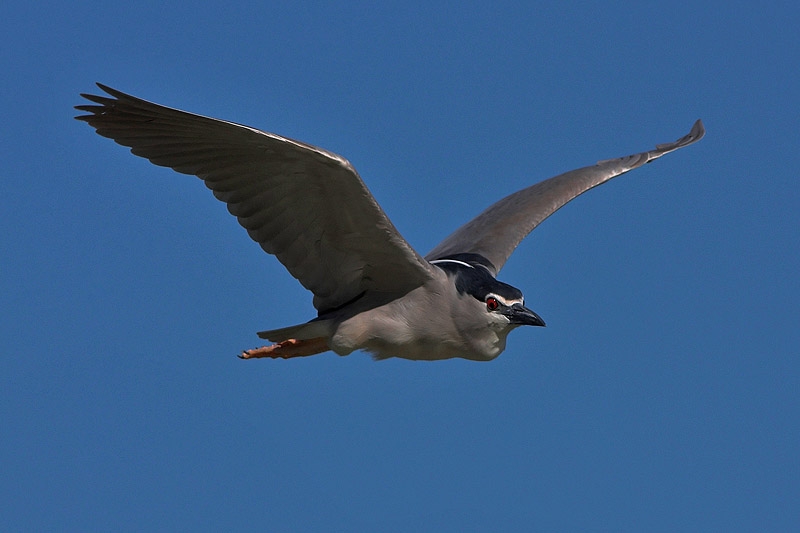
(430, 254, 546, 332)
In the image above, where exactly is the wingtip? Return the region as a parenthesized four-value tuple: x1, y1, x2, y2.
(691, 119, 705, 141)
(95, 82, 134, 100)
(654, 119, 706, 152)
(76, 83, 131, 119)
(80, 83, 129, 101)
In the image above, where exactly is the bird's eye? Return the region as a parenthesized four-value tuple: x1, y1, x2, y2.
(486, 297, 499, 311)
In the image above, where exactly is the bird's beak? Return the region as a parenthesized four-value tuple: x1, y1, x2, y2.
(505, 303, 546, 327)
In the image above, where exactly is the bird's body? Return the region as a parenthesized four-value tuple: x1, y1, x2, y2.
(76, 84, 704, 361)
(272, 259, 532, 361)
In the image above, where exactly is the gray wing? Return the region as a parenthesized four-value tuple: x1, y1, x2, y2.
(76, 84, 433, 313)
(426, 120, 705, 274)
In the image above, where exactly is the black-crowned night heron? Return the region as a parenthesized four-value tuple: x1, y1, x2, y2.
(76, 84, 704, 361)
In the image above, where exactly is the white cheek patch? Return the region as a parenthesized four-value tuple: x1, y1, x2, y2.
(487, 293, 524, 307)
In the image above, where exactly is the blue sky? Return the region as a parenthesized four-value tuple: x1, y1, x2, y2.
(3, 1, 799, 530)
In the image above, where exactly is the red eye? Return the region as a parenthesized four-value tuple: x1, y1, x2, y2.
(486, 297, 499, 311)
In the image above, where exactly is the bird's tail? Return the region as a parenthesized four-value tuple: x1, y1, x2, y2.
(257, 319, 335, 342)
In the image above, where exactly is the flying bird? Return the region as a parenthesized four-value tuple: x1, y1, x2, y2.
(76, 84, 704, 361)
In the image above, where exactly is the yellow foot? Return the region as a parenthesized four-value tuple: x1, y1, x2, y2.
(239, 337, 330, 359)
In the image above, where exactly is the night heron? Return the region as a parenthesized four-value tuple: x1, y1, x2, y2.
(76, 84, 704, 361)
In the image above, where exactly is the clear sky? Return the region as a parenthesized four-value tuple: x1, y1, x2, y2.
(3, 1, 799, 531)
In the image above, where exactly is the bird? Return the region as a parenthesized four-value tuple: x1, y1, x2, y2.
(76, 83, 704, 361)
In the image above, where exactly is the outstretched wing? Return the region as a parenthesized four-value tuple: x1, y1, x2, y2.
(426, 120, 705, 274)
(76, 84, 433, 313)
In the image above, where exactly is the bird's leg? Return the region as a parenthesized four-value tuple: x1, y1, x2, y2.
(239, 337, 330, 359)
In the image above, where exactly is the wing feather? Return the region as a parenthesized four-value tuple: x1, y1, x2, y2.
(426, 120, 705, 273)
(77, 84, 432, 313)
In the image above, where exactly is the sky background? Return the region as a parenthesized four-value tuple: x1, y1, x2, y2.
(3, 1, 799, 531)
